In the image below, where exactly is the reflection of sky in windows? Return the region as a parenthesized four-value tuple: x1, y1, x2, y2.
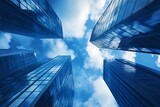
(109, 37, 121, 48)
(104, 59, 160, 106)
(0, 56, 70, 106)
(0, 50, 37, 76)
(10, 0, 61, 33)
(91, 0, 160, 54)
(123, 65, 136, 73)
(128, 48, 138, 51)
(129, 21, 153, 33)
(92, 0, 155, 39)
(145, 10, 160, 27)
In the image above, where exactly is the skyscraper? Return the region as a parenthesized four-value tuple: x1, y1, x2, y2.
(0, 56, 74, 107)
(0, 0, 63, 38)
(91, 0, 160, 54)
(0, 49, 37, 77)
(103, 59, 160, 107)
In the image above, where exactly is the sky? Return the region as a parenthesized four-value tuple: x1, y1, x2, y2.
(0, 0, 160, 107)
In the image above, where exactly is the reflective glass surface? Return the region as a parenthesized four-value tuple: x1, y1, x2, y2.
(0, 56, 74, 107)
(0, 49, 37, 77)
(0, 0, 63, 38)
(91, 0, 160, 54)
(103, 59, 160, 107)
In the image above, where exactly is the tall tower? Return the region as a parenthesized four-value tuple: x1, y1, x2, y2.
(0, 0, 63, 38)
(103, 59, 160, 107)
(91, 0, 160, 54)
(0, 49, 37, 77)
(0, 54, 74, 107)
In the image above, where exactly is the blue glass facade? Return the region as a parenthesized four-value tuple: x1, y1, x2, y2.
(103, 59, 160, 107)
(0, 49, 37, 77)
(91, 0, 160, 54)
(0, 56, 74, 107)
(0, 0, 63, 38)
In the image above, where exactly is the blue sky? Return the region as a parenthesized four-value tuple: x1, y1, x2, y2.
(0, 0, 160, 107)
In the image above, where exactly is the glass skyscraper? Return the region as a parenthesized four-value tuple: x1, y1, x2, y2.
(0, 0, 63, 38)
(0, 55, 74, 107)
(91, 0, 160, 54)
(103, 59, 160, 107)
(0, 49, 37, 77)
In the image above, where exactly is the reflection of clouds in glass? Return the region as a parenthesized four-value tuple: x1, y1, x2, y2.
(124, 65, 136, 73)
(141, 48, 152, 53)
(145, 10, 160, 26)
(121, 24, 139, 36)
(35, 85, 46, 92)
(109, 37, 120, 48)
(34, 52, 37, 57)
(131, 21, 153, 33)
(10, 0, 62, 34)
(49, 65, 62, 73)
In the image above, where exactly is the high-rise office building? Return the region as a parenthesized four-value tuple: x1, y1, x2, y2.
(0, 56, 74, 107)
(91, 0, 160, 54)
(0, 49, 37, 77)
(103, 59, 160, 107)
(0, 0, 63, 38)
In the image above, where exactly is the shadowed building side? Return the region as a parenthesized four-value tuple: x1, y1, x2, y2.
(0, 49, 37, 77)
(0, 56, 74, 107)
(91, 0, 160, 54)
(103, 59, 160, 107)
(0, 0, 63, 38)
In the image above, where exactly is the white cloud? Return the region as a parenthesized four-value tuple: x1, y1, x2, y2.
(0, 33, 12, 49)
(84, 77, 117, 107)
(122, 51, 136, 62)
(89, 0, 110, 21)
(3, 34, 75, 60)
(84, 42, 114, 70)
(61, 0, 90, 38)
(42, 39, 76, 60)
(155, 55, 160, 67)
(50, 0, 108, 38)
